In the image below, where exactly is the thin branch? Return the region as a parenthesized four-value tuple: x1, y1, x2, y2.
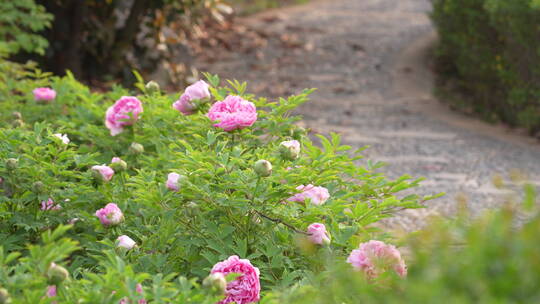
(255, 210, 308, 235)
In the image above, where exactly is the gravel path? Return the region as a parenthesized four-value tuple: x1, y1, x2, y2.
(195, 0, 540, 230)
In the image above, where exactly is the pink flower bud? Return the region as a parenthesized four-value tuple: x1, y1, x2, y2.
(33, 87, 56, 102)
(91, 165, 114, 182)
(173, 80, 210, 115)
(117, 235, 136, 250)
(307, 223, 331, 245)
(279, 140, 300, 160)
(95, 203, 124, 227)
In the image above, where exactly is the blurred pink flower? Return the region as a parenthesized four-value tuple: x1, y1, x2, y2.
(166, 172, 180, 191)
(41, 198, 61, 211)
(111, 157, 122, 163)
(46, 285, 57, 297)
(105, 96, 143, 136)
(288, 184, 329, 205)
(307, 223, 331, 245)
(173, 80, 210, 115)
(92, 165, 114, 182)
(95, 203, 124, 226)
(207, 95, 257, 132)
(53, 133, 70, 145)
(346, 240, 407, 279)
(211, 255, 260, 304)
(33, 87, 56, 102)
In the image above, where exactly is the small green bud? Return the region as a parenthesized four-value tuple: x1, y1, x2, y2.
(12, 112, 22, 120)
(145, 81, 160, 94)
(129, 142, 144, 155)
(186, 201, 198, 209)
(0, 288, 11, 304)
(254, 159, 272, 177)
(292, 126, 306, 140)
(32, 181, 45, 194)
(11, 119, 24, 128)
(110, 159, 127, 172)
(202, 273, 227, 295)
(5, 158, 18, 171)
(47, 263, 69, 285)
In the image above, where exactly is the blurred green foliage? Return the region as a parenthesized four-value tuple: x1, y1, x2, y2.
(228, 0, 309, 15)
(431, 0, 540, 134)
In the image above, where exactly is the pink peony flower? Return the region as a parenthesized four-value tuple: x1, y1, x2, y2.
(95, 203, 124, 226)
(33, 87, 56, 102)
(117, 235, 136, 250)
(207, 95, 257, 132)
(211, 255, 260, 304)
(46, 285, 57, 297)
(346, 240, 407, 279)
(53, 133, 70, 145)
(41, 198, 61, 211)
(92, 165, 114, 182)
(105, 96, 143, 136)
(111, 157, 122, 163)
(173, 80, 211, 115)
(307, 223, 331, 245)
(166, 172, 180, 191)
(288, 184, 330, 205)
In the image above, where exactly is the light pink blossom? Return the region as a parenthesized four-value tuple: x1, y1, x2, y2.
(207, 95, 257, 132)
(41, 198, 61, 211)
(33, 87, 56, 102)
(117, 235, 136, 250)
(211, 255, 260, 304)
(288, 184, 330, 205)
(346, 240, 407, 279)
(95, 203, 124, 226)
(46, 285, 57, 297)
(307, 223, 331, 245)
(105, 96, 143, 136)
(173, 80, 211, 115)
(53, 133, 70, 144)
(111, 157, 122, 163)
(92, 165, 114, 182)
(166, 173, 180, 191)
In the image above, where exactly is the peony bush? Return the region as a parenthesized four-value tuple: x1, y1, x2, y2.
(0, 60, 441, 302)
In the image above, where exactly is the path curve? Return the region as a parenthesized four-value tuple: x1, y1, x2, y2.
(195, 0, 540, 230)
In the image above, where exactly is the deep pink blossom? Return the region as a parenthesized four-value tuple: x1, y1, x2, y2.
(105, 96, 143, 136)
(173, 80, 210, 115)
(33, 87, 56, 102)
(346, 240, 407, 279)
(92, 165, 114, 182)
(41, 198, 61, 211)
(211, 255, 260, 304)
(307, 223, 331, 245)
(95, 203, 124, 226)
(207, 95, 257, 131)
(288, 184, 330, 205)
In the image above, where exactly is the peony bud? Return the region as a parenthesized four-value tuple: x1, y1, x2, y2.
(0, 288, 11, 304)
(110, 157, 127, 172)
(91, 165, 114, 183)
(145, 81, 161, 94)
(47, 263, 69, 285)
(292, 126, 306, 140)
(202, 272, 227, 295)
(11, 119, 24, 128)
(129, 142, 144, 155)
(5, 159, 18, 171)
(254, 160, 272, 177)
(279, 140, 301, 160)
(117, 235, 137, 250)
(12, 112, 22, 120)
(32, 181, 45, 194)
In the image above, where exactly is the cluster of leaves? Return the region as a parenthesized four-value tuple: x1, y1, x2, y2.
(265, 186, 540, 303)
(0, 55, 438, 302)
(432, 0, 540, 134)
(0, 0, 52, 56)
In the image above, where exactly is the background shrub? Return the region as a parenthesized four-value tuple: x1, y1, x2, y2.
(431, 0, 540, 134)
